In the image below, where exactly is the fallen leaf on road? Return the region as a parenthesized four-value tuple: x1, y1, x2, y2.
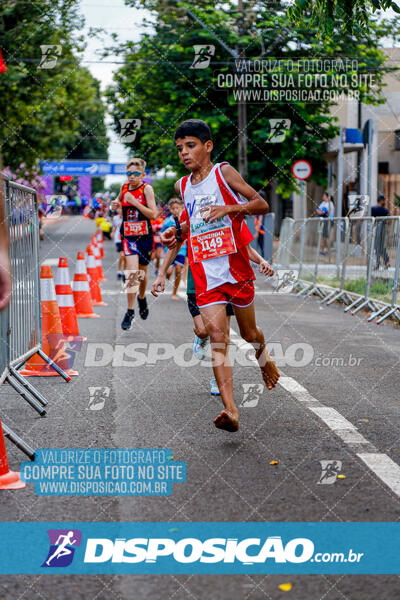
(278, 582, 292, 591)
(270, 460, 279, 465)
(337, 474, 346, 479)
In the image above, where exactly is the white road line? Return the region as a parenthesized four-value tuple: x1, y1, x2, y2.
(175, 290, 400, 497)
(280, 376, 400, 498)
(309, 406, 358, 432)
(357, 454, 400, 497)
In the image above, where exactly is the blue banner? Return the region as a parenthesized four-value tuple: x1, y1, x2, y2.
(0, 522, 398, 574)
(40, 161, 127, 176)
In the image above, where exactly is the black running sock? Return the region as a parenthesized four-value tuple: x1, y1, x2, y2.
(127, 309, 135, 315)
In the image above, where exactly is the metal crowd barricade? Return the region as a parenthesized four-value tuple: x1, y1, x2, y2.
(342, 217, 376, 315)
(369, 216, 400, 323)
(274, 217, 294, 269)
(274, 215, 400, 324)
(319, 217, 350, 305)
(0, 177, 68, 459)
(296, 218, 323, 297)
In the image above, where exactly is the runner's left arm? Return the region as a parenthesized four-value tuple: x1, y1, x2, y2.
(203, 164, 269, 223)
(247, 245, 274, 277)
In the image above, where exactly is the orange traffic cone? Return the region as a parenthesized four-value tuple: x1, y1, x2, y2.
(72, 252, 99, 318)
(20, 265, 79, 377)
(0, 419, 25, 490)
(92, 242, 106, 282)
(97, 230, 104, 258)
(86, 245, 107, 306)
(55, 257, 86, 341)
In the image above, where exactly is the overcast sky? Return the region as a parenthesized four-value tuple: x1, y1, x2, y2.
(78, 0, 150, 183)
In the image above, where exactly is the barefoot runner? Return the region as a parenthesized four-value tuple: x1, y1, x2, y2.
(111, 158, 157, 330)
(152, 119, 279, 432)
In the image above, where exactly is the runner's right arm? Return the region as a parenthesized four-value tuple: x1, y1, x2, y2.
(151, 243, 182, 297)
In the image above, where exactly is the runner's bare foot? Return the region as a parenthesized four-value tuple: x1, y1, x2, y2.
(213, 409, 239, 432)
(171, 295, 180, 300)
(256, 347, 280, 390)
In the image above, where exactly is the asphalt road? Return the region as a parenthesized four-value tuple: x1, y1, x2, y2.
(0, 215, 399, 599)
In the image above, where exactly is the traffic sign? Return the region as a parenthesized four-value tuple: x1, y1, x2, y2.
(291, 160, 312, 180)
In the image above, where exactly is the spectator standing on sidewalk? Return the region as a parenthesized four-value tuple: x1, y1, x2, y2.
(372, 194, 390, 270)
(316, 191, 334, 255)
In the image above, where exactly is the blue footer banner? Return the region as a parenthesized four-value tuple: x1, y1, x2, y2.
(0, 522, 398, 574)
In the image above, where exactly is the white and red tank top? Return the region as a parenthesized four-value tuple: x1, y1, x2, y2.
(179, 162, 254, 294)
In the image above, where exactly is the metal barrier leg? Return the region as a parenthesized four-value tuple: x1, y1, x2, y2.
(306, 285, 324, 298)
(350, 298, 370, 315)
(5, 374, 46, 416)
(297, 283, 313, 296)
(36, 348, 71, 382)
(326, 290, 346, 305)
(376, 306, 399, 325)
(344, 296, 363, 313)
(320, 289, 337, 304)
(367, 305, 388, 322)
(2, 422, 35, 460)
(8, 366, 48, 406)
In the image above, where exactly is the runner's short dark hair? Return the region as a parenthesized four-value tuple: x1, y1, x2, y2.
(168, 197, 182, 207)
(174, 119, 212, 143)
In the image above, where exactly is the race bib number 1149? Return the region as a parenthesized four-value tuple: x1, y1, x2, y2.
(191, 227, 236, 262)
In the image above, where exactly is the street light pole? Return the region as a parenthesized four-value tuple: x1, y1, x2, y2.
(237, 0, 248, 179)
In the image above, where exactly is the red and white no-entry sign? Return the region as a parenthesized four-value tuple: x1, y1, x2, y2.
(291, 160, 312, 180)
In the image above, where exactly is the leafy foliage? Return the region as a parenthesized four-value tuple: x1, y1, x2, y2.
(106, 0, 398, 196)
(0, 0, 109, 171)
(287, 0, 400, 35)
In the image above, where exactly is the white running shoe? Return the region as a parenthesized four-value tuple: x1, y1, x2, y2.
(193, 335, 209, 360)
(210, 376, 220, 396)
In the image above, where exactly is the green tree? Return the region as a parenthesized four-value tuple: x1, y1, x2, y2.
(288, 0, 400, 35)
(0, 0, 108, 171)
(107, 0, 399, 197)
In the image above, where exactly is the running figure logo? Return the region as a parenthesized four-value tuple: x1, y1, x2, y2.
(240, 383, 264, 408)
(191, 45, 215, 69)
(87, 386, 110, 411)
(119, 118, 142, 142)
(266, 119, 291, 143)
(122, 269, 145, 294)
(318, 460, 342, 485)
(42, 529, 82, 567)
(272, 270, 299, 294)
(38, 45, 62, 69)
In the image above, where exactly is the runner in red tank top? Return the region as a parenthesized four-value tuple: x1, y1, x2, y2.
(111, 158, 157, 330)
(152, 119, 279, 433)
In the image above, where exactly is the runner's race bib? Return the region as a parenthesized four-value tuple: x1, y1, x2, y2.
(192, 227, 236, 262)
(123, 221, 149, 236)
(190, 194, 236, 262)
